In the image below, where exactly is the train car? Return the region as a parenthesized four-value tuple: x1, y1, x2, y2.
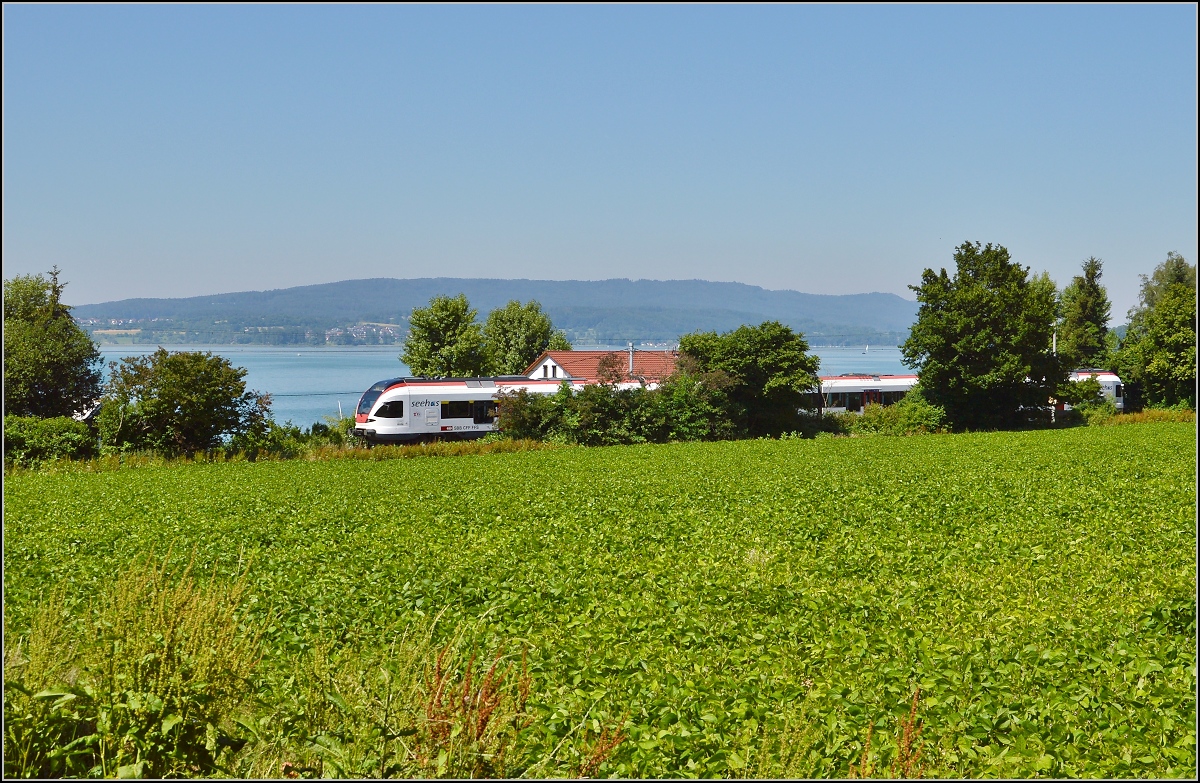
(352, 376, 567, 443)
(1062, 369, 1125, 412)
(818, 374, 920, 413)
(354, 375, 652, 443)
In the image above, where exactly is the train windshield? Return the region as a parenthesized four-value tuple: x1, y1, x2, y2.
(357, 379, 402, 416)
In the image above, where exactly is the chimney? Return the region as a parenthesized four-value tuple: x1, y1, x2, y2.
(628, 342, 634, 375)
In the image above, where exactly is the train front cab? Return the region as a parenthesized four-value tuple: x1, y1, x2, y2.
(354, 379, 505, 444)
(354, 378, 414, 443)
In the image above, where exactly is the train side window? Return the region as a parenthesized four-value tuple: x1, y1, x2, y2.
(1115, 384, 1123, 398)
(442, 400, 471, 419)
(375, 401, 404, 418)
(473, 400, 498, 424)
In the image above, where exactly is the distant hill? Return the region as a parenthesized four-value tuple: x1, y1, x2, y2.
(72, 278, 918, 346)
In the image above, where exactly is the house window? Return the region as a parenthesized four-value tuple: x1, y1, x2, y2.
(552, 365, 558, 378)
(542, 365, 548, 378)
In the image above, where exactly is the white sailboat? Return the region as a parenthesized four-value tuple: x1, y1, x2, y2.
(862, 343, 869, 355)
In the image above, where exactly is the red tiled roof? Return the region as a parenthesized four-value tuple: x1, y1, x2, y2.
(524, 350, 678, 383)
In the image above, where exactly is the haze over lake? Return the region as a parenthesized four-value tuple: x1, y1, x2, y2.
(98, 345, 907, 428)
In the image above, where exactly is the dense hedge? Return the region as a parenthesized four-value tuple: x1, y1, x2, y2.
(4, 415, 96, 467)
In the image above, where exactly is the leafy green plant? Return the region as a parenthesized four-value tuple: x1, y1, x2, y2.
(4, 554, 263, 778)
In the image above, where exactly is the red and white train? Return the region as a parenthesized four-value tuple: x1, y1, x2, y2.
(354, 368, 1124, 442)
(353, 375, 648, 443)
(815, 370, 1124, 413)
(817, 374, 921, 413)
(354, 376, 557, 443)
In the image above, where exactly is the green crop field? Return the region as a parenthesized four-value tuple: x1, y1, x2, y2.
(4, 424, 1196, 778)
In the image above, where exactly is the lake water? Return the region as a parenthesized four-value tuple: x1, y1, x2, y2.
(99, 344, 908, 428)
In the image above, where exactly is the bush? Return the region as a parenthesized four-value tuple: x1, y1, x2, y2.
(495, 386, 568, 442)
(846, 387, 947, 436)
(1078, 397, 1118, 426)
(229, 415, 358, 460)
(497, 375, 735, 446)
(643, 370, 736, 442)
(3, 415, 96, 467)
(97, 349, 271, 457)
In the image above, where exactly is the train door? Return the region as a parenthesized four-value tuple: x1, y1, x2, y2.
(863, 389, 881, 407)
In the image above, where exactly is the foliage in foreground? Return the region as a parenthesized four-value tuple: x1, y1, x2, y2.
(4, 556, 261, 778)
(4, 425, 1195, 777)
(3, 556, 621, 780)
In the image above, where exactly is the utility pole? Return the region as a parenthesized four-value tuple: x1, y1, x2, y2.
(1051, 327, 1057, 424)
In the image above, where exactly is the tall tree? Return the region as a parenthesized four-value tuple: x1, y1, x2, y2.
(678, 320, 820, 437)
(3, 268, 102, 418)
(1116, 252, 1197, 409)
(1131, 251, 1196, 319)
(902, 241, 1060, 430)
(1057, 256, 1112, 370)
(482, 300, 572, 375)
(400, 294, 486, 377)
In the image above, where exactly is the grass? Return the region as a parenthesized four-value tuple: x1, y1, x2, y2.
(4, 422, 1196, 777)
(4, 437, 564, 476)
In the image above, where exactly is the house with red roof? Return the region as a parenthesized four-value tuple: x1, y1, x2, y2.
(523, 348, 678, 385)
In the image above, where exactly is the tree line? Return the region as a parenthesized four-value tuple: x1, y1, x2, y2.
(902, 244, 1195, 429)
(4, 246, 1195, 464)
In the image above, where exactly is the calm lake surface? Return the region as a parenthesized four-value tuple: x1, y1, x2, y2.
(99, 345, 908, 428)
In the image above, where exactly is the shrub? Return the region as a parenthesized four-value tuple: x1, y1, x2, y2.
(498, 373, 735, 446)
(644, 370, 737, 442)
(847, 387, 947, 436)
(1095, 408, 1196, 426)
(230, 415, 360, 460)
(97, 348, 271, 457)
(3, 555, 263, 778)
(496, 386, 568, 441)
(3, 415, 96, 467)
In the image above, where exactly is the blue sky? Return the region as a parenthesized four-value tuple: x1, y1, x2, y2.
(3, 4, 1196, 319)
